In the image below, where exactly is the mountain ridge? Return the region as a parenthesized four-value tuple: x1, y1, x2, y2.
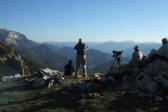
(0, 28, 115, 72)
(47, 41, 161, 56)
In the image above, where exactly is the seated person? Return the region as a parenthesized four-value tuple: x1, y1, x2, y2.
(148, 38, 168, 62)
(64, 60, 75, 76)
(131, 45, 146, 64)
(125, 46, 146, 74)
(158, 38, 168, 56)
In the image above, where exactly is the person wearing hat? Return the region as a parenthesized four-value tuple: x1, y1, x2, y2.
(158, 38, 168, 56)
(74, 38, 88, 78)
(131, 45, 146, 63)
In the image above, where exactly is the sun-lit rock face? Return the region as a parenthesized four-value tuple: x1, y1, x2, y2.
(0, 28, 26, 45)
(5, 32, 19, 45)
(0, 28, 37, 48)
(7, 31, 26, 41)
(5, 31, 26, 45)
(8, 32, 20, 39)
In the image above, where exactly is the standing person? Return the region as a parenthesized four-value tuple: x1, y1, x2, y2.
(64, 60, 75, 76)
(74, 38, 88, 78)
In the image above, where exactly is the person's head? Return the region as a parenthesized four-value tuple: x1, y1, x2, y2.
(68, 60, 73, 65)
(134, 45, 140, 52)
(78, 38, 83, 44)
(162, 38, 168, 45)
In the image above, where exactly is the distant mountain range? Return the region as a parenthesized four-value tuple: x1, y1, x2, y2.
(0, 28, 162, 73)
(46, 41, 161, 73)
(46, 41, 161, 57)
(0, 28, 114, 72)
(0, 42, 41, 76)
(0, 28, 68, 71)
(56, 47, 113, 69)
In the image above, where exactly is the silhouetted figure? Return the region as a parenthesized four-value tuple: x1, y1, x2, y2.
(74, 38, 88, 78)
(149, 38, 168, 62)
(64, 60, 74, 76)
(158, 38, 168, 56)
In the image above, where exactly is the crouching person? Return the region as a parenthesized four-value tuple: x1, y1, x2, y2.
(64, 60, 75, 76)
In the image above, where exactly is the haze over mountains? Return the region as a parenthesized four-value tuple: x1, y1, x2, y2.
(0, 28, 162, 73)
(47, 41, 161, 57)
(0, 28, 113, 72)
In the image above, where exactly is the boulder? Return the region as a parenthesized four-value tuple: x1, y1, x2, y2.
(7, 55, 24, 75)
(14, 74, 22, 78)
(2, 76, 13, 82)
(94, 72, 101, 78)
(48, 79, 54, 88)
(78, 99, 86, 106)
(104, 53, 168, 94)
(31, 68, 65, 88)
(136, 73, 158, 92)
(39, 68, 64, 76)
(1, 74, 22, 82)
(33, 77, 45, 88)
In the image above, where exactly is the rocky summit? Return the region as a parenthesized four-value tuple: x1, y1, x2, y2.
(105, 47, 168, 97)
(0, 28, 27, 45)
(0, 47, 168, 112)
(0, 28, 168, 112)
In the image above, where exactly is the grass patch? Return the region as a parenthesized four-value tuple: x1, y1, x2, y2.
(0, 76, 167, 112)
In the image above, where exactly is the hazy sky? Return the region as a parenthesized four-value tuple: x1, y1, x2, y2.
(0, 0, 168, 42)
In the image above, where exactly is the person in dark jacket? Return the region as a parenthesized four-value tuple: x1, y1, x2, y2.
(64, 60, 75, 76)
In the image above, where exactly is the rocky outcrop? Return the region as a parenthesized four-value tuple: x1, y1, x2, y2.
(27, 68, 64, 88)
(0, 28, 32, 46)
(1, 74, 22, 82)
(136, 59, 168, 92)
(7, 55, 24, 75)
(105, 47, 168, 96)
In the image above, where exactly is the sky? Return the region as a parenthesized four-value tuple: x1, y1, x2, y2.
(0, 0, 168, 43)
